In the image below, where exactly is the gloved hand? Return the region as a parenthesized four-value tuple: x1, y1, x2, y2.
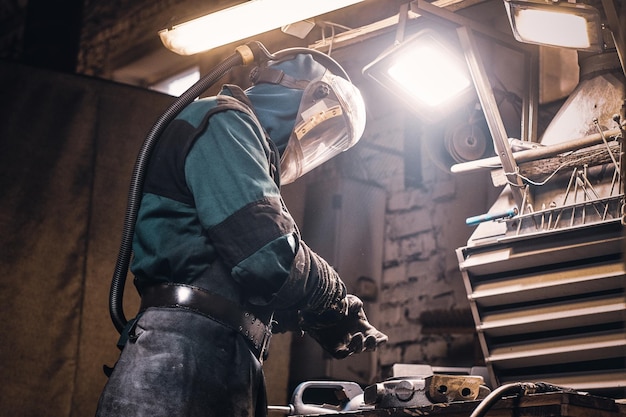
(301, 294, 388, 359)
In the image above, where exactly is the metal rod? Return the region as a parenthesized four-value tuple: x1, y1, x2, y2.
(547, 201, 556, 229)
(516, 185, 529, 235)
(579, 176, 586, 223)
(604, 168, 619, 219)
(580, 170, 609, 217)
(571, 175, 579, 227)
(527, 204, 538, 229)
(522, 47, 539, 143)
(563, 167, 578, 205)
(594, 118, 620, 169)
(268, 405, 293, 415)
(617, 130, 626, 194)
(552, 167, 577, 229)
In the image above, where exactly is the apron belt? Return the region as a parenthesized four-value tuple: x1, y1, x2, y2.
(139, 282, 272, 361)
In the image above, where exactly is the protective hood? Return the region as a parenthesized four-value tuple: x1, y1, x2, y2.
(245, 53, 366, 184)
(245, 54, 326, 154)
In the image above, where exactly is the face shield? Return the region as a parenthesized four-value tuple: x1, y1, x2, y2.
(280, 70, 366, 184)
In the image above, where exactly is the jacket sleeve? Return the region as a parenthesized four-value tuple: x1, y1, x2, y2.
(184, 109, 345, 311)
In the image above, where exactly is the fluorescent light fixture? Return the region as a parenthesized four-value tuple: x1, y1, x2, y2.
(159, 0, 364, 55)
(503, 0, 603, 52)
(363, 29, 474, 122)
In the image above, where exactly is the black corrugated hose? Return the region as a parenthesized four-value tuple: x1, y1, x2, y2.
(109, 42, 277, 334)
(469, 382, 573, 417)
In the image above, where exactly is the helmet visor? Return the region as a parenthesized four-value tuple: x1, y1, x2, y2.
(280, 71, 366, 184)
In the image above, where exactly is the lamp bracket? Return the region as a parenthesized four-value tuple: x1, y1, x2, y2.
(601, 0, 626, 77)
(395, 2, 411, 44)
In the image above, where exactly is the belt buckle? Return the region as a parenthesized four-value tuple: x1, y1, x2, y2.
(245, 311, 272, 363)
(257, 313, 274, 362)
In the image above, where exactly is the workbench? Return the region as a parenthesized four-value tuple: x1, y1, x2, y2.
(299, 392, 626, 417)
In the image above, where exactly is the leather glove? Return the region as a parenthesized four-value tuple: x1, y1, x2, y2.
(301, 294, 388, 359)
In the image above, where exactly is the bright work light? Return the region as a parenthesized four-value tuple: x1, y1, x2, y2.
(387, 43, 471, 107)
(503, 0, 603, 52)
(363, 29, 474, 122)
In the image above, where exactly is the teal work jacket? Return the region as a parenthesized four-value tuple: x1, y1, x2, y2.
(131, 86, 310, 312)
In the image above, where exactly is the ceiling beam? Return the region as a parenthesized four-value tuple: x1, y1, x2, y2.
(308, 0, 493, 51)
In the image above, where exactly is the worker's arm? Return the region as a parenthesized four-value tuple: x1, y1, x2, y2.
(187, 108, 387, 357)
(185, 108, 342, 312)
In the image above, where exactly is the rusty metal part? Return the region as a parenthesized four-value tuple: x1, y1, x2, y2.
(364, 374, 489, 408)
(427, 374, 487, 403)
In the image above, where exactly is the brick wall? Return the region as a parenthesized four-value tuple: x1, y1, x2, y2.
(314, 89, 501, 376)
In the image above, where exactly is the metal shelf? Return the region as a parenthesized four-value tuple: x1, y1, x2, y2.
(479, 293, 626, 336)
(487, 330, 626, 368)
(470, 259, 625, 307)
(457, 220, 625, 397)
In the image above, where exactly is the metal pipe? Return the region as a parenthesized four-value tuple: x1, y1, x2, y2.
(451, 128, 622, 174)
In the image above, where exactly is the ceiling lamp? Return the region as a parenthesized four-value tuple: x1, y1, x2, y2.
(503, 0, 603, 52)
(159, 0, 364, 55)
(363, 28, 474, 122)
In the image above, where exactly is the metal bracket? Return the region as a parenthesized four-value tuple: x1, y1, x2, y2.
(410, 0, 533, 208)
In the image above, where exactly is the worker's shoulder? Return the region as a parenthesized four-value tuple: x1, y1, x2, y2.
(177, 95, 254, 126)
(176, 96, 219, 123)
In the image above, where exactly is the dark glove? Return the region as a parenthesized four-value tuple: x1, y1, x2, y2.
(301, 294, 388, 359)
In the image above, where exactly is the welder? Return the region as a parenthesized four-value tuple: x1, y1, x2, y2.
(95, 47, 388, 417)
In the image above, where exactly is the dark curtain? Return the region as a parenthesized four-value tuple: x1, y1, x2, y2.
(0, 61, 174, 417)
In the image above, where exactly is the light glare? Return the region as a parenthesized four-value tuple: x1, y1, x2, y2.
(388, 45, 471, 107)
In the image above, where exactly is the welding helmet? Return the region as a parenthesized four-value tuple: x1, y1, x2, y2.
(246, 51, 366, 184)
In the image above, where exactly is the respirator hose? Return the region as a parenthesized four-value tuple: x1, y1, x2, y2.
(109, 47, 266, 334)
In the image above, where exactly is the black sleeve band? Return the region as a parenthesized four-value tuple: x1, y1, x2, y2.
(208, 196, 295, 267)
